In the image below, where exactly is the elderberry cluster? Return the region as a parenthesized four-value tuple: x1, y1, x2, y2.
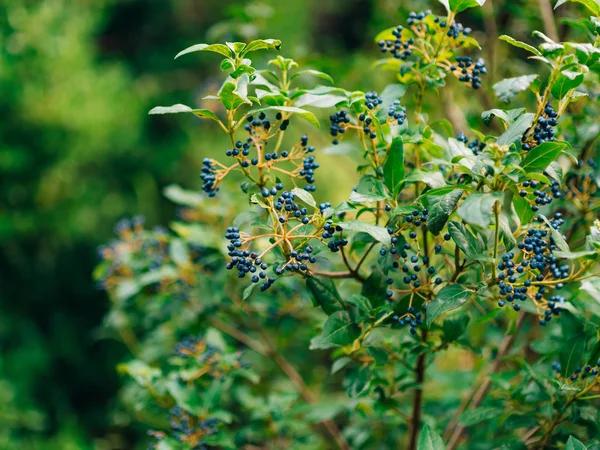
(457, 132, 485, 155)
(381, 209, 446, 304)
(451, 56, 486, 90)
(392, 307, 424, 335)
(496, 214, 569, 321)
(377, 25, 414, 60)
(566, 359, 600, 382)
(322, 222, 348, 253)
(365, 91, 383, 110)
(275, 245, 316, 275)
(301, 154, 319, 192)
(167, 406, 220, 449)
(358, 113, 377, 139)
(522, 103, 558, 150)
(329, 110, 350, 142)
(224, 227, 276, 291)
(518, 179, 564, 212)
(200, 158, 218, 197)
(273, 189, 311, 224)
(447, 21, 472, 39)
(406, 10, 433, 26)
(387, 100, 407, 126)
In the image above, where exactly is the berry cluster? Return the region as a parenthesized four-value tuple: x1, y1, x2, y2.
(387, 100, 407, 126)
(377, 25, 414, 61)
(457, 132, 485, 155)
(446, 21, 472, 39)
(225, 227, 276, 291)
(200, 158, 219, 197)
(365, 91, 383, 110)
(451, 56, 487, 90)
(322, 222, 348, 253)
(497, 214, 569, 323)
(406, 10, 433, 27)
(153, 406, 221, 450)
(174, 335, 246, 379)
(518, 179, 564, 212)
(273, 189, 311, 224)
(275, 245, 316, 275)
(567, 359, 600, 382)
(358, 113, 377, 140)
(522, 103, 558, 150)
(329, 110, 350, 142)
(392, 307, 424, 335)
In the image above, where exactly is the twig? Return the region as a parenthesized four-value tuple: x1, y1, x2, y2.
(407, 330, 429, 450)
(538, 0, 559, 41)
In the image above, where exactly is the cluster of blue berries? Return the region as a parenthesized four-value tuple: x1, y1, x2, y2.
(447, 21, 472, 39)
(381, 210, 445, 298)
(329, 110, 350, 143)
(245, 111, 275, 133)
(322, 222, 348, 253)
(164, 406, 220, 449)
(566, 360, 600, 381)
(319, 202, 332, 214)
(224, 227, 275, 291)
(457, 132, 485, 155)
(496, 214, 569, 322)
(392, 307, 424, 335)
(200, 158, 219, 197)
(522, 103, 558, 150)
(301, 154, 319, 192)
(272, 189, 311, 225)
(407, 10, 433, 27)
(275, 245, 316, 275)
(358, 113, 377, 140)
(365, 91, 383, 110)
(451, 56, 486, 90)
(387, 100, 407, 126)
(519, 179, 564, 212)
(377, 25, 414, 60)
(566, 159, 599, 201)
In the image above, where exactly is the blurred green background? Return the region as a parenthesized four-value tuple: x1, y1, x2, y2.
(0, 0, 577, 448)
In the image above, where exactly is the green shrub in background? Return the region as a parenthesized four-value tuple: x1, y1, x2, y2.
(97, 0, 600, 449)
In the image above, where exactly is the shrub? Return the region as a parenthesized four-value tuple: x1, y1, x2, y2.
(96, 1, 600, 448)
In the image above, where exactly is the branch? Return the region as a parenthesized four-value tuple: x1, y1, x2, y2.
(407, 330, 429, 449)
(445, 313, 527, 449)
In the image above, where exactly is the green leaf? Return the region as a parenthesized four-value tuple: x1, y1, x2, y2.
(551, 71, 584, 100)
(559, 332, 587, 377)
(306, 276, 343, 315)
(163, 184, 204, 207)
(239, 39, 281, 57)
(405, 169, 446, 188)
(339, 221, 392, 247)
(149, 104, 221, 122)
(555, 0, 600, 15)
(456, 193, 503, 229)
(497, 113, 534, 146)
(565, 436, 588, 450)
(175, 43, 233, 59)
(291, 188, 317, 208)
(540, 215, 570, 253)
(499, 35, 542, 57)
(417, 424, 446, 450)
(310, 311, 361, 350)
(426, 285, 474, 327)
(442, 315, 470, 343)
(367, 347, 389, 366)
(448, 221, 485, 260)
(349, 191, 387, 203)
(247, 105, 319, 127)
(345, 294, 373, 313)
(493, 75, 539, 103)
(169, 238, 189, 266)
(460, 407, 503, 426)
(439, 0, 486, 13)
(290, 69, 334, 84)
(482, 108, 527, 127)
(424, 190, 464, 235)
(384, 137, 405, 196)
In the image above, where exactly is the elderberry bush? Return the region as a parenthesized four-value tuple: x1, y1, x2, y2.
(97, 2, 600, 449)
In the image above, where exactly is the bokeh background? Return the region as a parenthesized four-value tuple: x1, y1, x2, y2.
(0, 0, 584, 448)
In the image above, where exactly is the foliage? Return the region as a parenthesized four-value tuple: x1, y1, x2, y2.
(95, 1, 600, 449)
